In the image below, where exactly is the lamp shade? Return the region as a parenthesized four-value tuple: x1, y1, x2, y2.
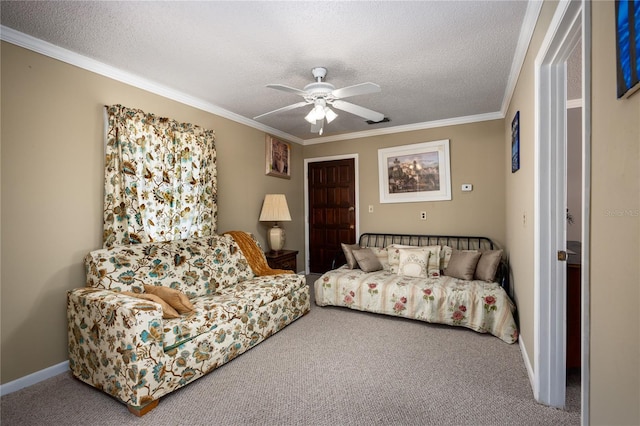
(259, 194, 291, 252)
(259, 194, 291, 222)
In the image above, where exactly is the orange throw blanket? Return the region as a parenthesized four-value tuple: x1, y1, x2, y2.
(224, 231, 294, 276)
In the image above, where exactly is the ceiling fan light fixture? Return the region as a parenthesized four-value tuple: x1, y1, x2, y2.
(324, 107, 338, 123)
(304, 109, 317, 124)
(305, 102, 327, 124)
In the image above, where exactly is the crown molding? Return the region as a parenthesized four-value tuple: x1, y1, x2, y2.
(302, 111, 504, 145)
(501, 0, 544, 116)
(0, 25, 304, 144)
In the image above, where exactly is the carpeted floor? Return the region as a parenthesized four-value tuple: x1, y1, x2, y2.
(1, 275, 580, 425)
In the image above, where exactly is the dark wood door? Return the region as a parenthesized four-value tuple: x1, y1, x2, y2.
(308, 158, 356, 273)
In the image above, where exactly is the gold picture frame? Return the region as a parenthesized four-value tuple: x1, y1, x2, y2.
(265, 135, 291, 179)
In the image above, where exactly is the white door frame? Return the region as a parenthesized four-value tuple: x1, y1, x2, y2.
(303, 154, 359, 274)
(534, 0, 590, 421)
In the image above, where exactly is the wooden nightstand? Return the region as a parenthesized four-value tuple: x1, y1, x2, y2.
(265, 250, 298, 271)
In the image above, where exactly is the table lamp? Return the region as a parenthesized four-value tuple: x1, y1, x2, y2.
(259, 194, 291, 252)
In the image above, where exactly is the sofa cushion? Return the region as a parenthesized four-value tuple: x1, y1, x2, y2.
(84, 235, 255, 297)
(161, 273, 306, 350)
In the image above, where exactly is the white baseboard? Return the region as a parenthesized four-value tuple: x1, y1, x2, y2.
(519, 334, 536, 396)
(0, 361, 69, 396)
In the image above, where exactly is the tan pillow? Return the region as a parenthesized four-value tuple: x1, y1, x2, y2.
(122, 291, 180, 319)
(144, 285, 195, 314)
(352, 248, 383, 272)
(443, 251, 482, 281)
(341, 243, 361, 269)
(474, 250, 503, 282)
(369, 247, 390, 270)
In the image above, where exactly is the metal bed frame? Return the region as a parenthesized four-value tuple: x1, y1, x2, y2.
(332, 232, 509, 291)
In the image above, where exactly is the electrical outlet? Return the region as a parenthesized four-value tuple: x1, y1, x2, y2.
(461, 184, 473, 192)
(420, 211, 427, 220)
(368, 205, 374, 213)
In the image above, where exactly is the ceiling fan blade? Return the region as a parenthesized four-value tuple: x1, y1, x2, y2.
(331, 100, 385, 122)
(266, 84, 308, 97)
(331, 82, 381, 99)
(253, 101, 309, 120)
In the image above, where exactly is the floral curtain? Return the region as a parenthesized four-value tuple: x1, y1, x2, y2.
(103, 104, 217, 248)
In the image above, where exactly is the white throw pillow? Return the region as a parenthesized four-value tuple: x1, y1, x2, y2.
(397, 249, 430, 277)
(388, 245, 441, 277)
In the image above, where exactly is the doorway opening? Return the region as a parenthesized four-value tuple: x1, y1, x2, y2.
(534, 0, 590, 422)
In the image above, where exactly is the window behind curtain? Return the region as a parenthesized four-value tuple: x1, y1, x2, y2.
(103, 104, 217, 248)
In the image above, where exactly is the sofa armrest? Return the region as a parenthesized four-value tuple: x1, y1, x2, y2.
(67, 287, 166, 407)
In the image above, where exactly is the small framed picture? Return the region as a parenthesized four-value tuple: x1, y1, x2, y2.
(511, 111, 520, 173)
(265, 135, 291, 179)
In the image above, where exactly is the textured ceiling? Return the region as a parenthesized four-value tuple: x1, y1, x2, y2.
(1, 1, 541, 143)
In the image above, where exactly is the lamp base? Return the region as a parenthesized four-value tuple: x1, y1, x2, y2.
(267, 225, 286, 252)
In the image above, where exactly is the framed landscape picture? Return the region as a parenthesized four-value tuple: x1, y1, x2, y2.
(378, 139, 451, 203)
(265, 135, 291, 179)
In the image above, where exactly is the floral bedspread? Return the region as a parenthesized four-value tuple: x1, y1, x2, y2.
(314, 266, 518, 344)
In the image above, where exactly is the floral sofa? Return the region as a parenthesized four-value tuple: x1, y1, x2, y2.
(314, 233, 518, 344)
(67, 233, 309, 415)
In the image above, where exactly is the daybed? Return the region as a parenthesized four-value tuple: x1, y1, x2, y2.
(67, 231, 309, 415)
(314, 233, 518, 344)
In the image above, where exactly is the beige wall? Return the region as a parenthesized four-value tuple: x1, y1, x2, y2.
(504, 0, 557, 370)
(303, 121, 506, 247)
(0, 42, 304, 383)
(591, 2, 639, 423)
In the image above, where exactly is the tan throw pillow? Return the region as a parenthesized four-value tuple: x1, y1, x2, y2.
(443, 251, 482, 281)
(397, 249, 430, 277)
(341, 243, 361, 269)
(369, 247, 390, 270)
(122, 291, 180, 319)
(352, 248, 383, 272)
(144, 285, 194, 314)
(474, 250, 504, 282)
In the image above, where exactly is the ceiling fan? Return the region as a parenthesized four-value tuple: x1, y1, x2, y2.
(253, 67, 384, 135)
